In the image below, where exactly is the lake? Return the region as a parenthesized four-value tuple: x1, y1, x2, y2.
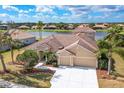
(28, 31, 108, 40)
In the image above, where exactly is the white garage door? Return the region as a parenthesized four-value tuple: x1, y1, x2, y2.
(74, 57, 97, 68)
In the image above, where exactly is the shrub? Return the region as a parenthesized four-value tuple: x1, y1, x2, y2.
(97, 40, 111, 49)
(98, 49, 108, 70)
(16, 50, 39, 70)
(43, 51, 57, 65)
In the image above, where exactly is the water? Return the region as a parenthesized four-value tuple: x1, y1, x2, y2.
(28, 31, 108, 40)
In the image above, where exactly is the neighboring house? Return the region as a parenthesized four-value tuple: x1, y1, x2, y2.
(9, 29, 36, 45)
(18, 25, 30, 29)
(67, 24, 74, 30)
(28, 25, 98, 68)
(73, 25, 96, 40)
(31, 25, 38, 29)
(0, 25, 8, 30)
(43, 25, 57, 29)
(118, 24, 124, 29)
(0, 44, 10, 51)
(93, 24, 107, 29)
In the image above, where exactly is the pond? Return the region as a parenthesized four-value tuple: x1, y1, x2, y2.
(28, 31, 108, 40)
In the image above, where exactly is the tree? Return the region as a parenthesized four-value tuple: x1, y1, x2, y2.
(16, 50, 39, 71)
(89, 23, 95, 28)
(0, 32, 7, 72)
(37, 21, 44, 39)
(43, 51, 57, 65)
(104, 25, 123, 74)
(7, 21, 16, 30)
(5, 34, 22, 64)
(0, 21, 2, 25)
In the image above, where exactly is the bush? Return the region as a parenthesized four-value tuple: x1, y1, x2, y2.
(43, 51, 57, 65)
(16, 50, 39, 70)
(97, 40, 111, 49)
(98, 49, 108, 70)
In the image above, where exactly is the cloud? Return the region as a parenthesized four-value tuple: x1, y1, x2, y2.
(19, 10, 29, 13)
(35, 5, 53, 13)
(2, 5, 19, 11)
(0, 13, 9, 17)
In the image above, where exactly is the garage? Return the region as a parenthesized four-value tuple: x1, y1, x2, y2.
(73, 57, 97, 68)
(58, 56, 97, 68)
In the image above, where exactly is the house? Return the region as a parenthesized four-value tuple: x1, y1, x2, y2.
(31, 25, 38, 29)
(93, 24, 107, 29)
(43, 25, 57, 29)
(0, 25, 8, 30)
(18, 25, 30, 29)
(28, 25, 98, 68)
(118, 24, 124, 29)
(9, 29, 36, 45)
(0, 44, 10, 51)
(73, 25, 96, 40)
(67, 24, 74, 30)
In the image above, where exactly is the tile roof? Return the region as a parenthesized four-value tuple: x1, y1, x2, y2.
(10, 29, 35, 40)
(28, 33, 98, 53)
(74, 25, 96, 33)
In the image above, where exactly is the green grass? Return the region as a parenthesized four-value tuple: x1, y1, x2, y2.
(120, 31, 124, 35)
(0, 72, 52, 88)
(0, 49, 24, 71)
(0, 30, 7, 32)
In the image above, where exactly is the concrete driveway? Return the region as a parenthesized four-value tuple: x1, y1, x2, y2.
(50, 66, 98, 88)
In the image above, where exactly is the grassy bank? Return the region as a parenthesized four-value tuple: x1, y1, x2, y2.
(0, 41, 53, 88)
(26, 29, 73, 32)
(0, 30, 7, 32)
(0, 49, 24, 71)
(98, 47, 124, 88)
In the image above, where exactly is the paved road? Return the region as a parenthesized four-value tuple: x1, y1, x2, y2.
(50, 66, 98, 88)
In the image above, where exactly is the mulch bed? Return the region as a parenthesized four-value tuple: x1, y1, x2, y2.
(20, 68, 55, 75)
(97, 69, 114, 80)
(7, 61, 25, 65)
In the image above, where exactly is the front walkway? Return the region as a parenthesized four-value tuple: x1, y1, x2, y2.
(50, 66, 98, 88)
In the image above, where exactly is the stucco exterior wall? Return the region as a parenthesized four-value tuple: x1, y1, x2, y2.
(57, 44, 98, 68)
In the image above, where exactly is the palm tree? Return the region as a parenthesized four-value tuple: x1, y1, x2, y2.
(37, 21, 44, 39)
(105, 24, 123, 74)
(5, 35, 22, 64)
(0, 32, 7, 72)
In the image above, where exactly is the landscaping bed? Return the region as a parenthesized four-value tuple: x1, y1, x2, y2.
(97, 50, 124, 88)
(0, 68, 55, 88)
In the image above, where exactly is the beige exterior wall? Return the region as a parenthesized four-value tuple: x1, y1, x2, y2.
(57, 44, 98, 68)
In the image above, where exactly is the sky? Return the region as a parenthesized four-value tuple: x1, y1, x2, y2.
(0, 5, 124, 23)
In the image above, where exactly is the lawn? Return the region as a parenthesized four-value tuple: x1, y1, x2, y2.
(98, 79, 124, 88)
(0, 70, 53, 88)
(0, 43, 54, 88)
(98, 47, 124, 88)
(0, 49, 24, 71)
